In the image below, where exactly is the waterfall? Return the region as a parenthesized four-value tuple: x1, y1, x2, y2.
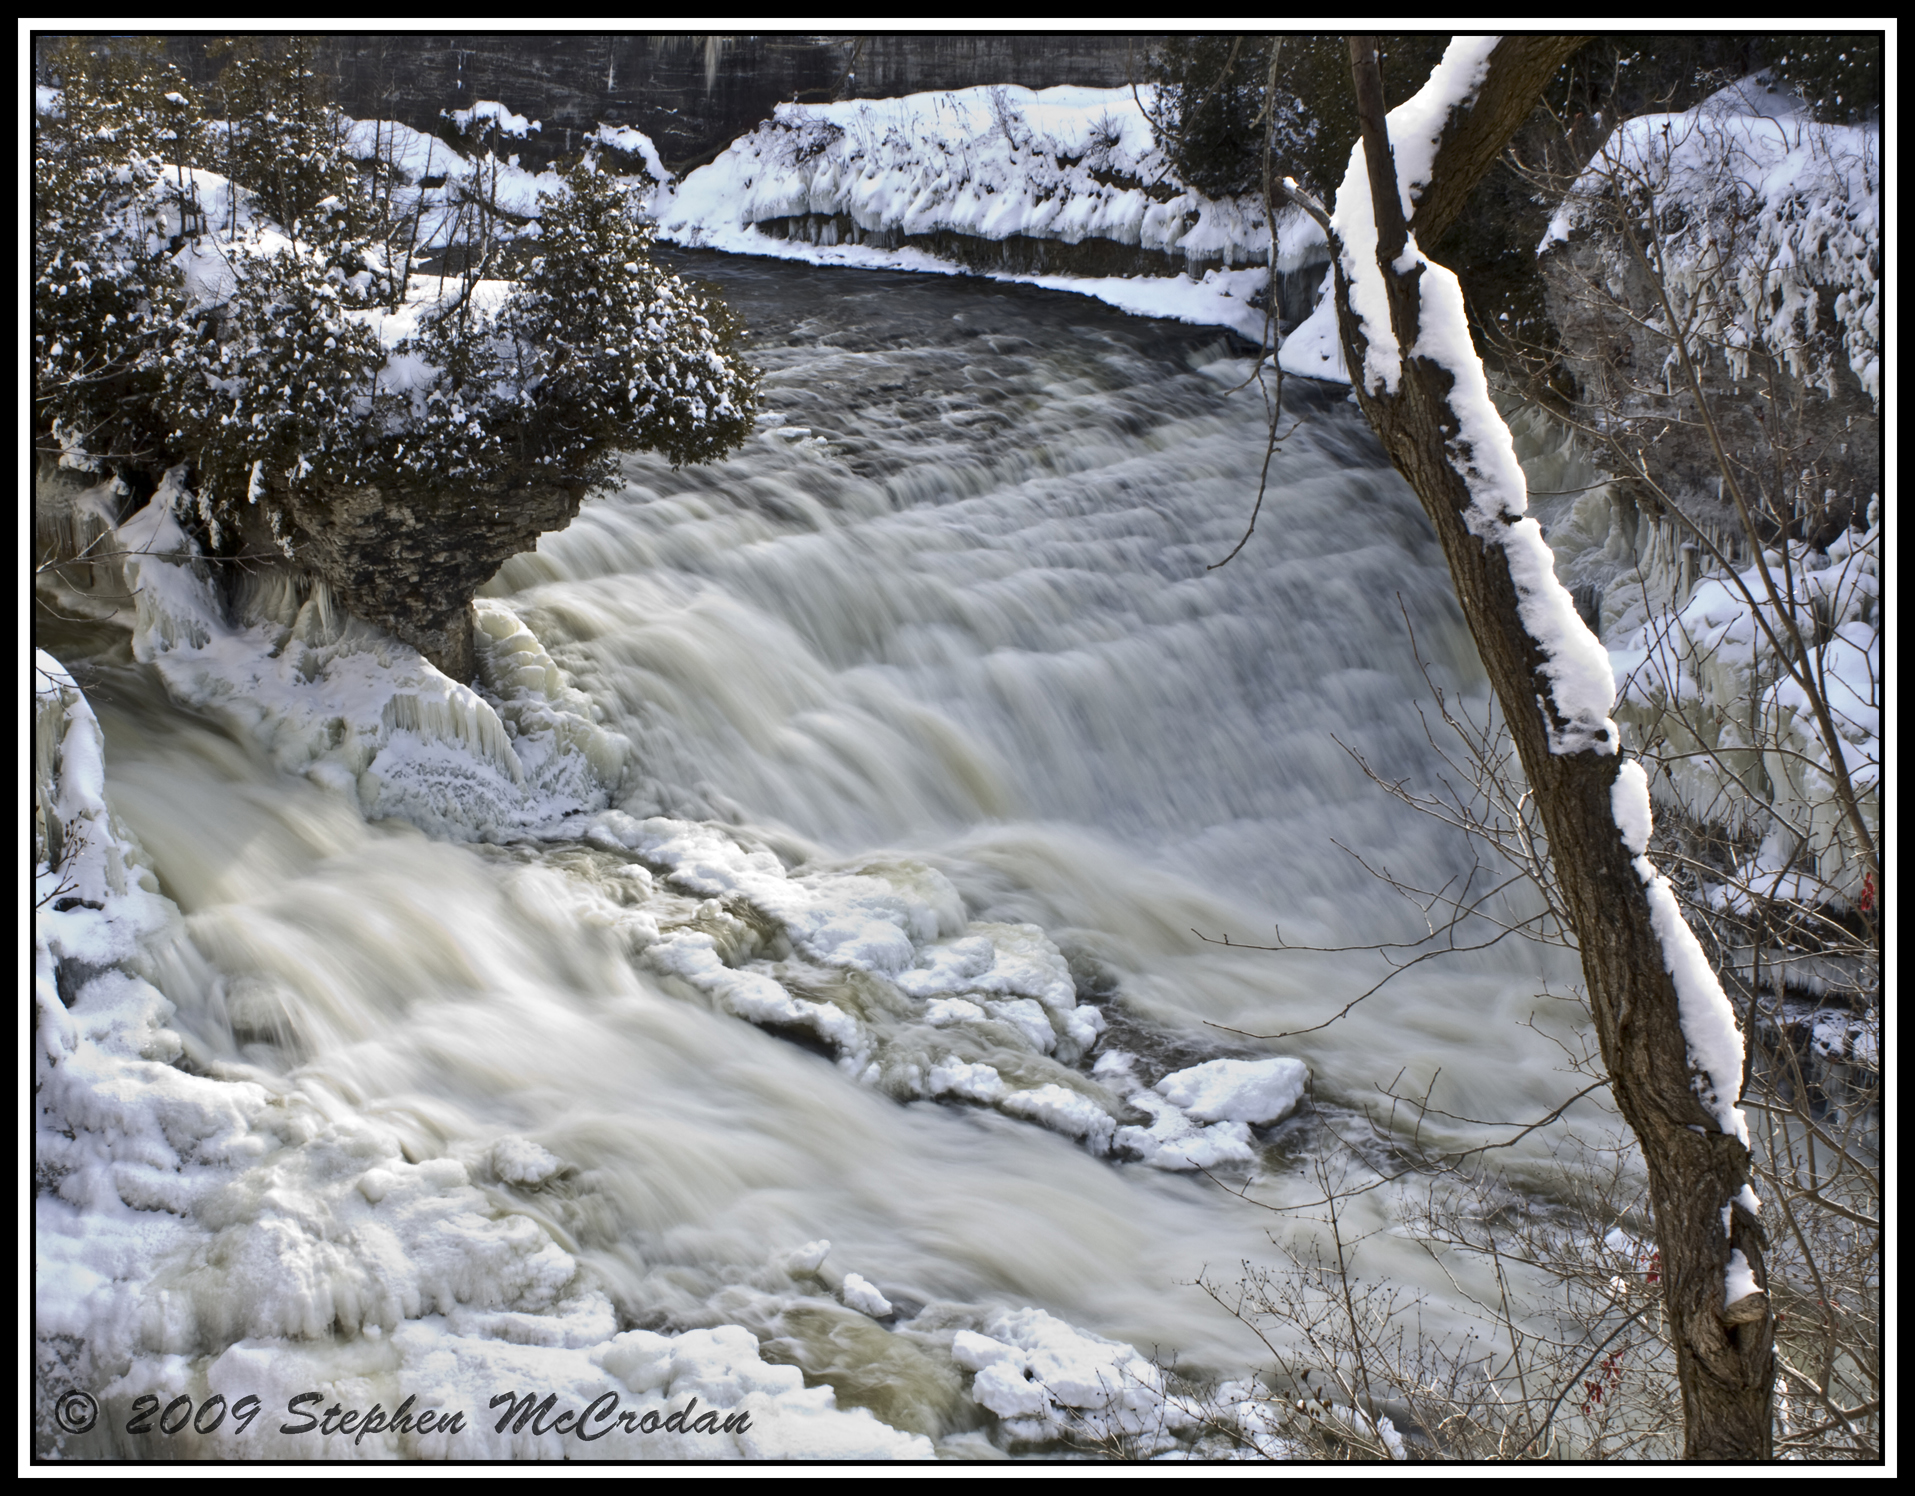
(38, 253, 1604, 1458)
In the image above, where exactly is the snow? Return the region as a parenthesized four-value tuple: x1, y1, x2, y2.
(1320, 38, 1621, 757)
(951, 1307, 1190, 1444)
(1613, 775, 1752, 1147)
(325, 91, 1330, 347)
(1541, 77, 1880, 405)
(341, 116, 448, 184)
(489, 1137, 565, 1187)
(1610, 759, 1655, 856)
(1153, 1056, 1309, 1126)
(1723, 1248, 1761, 1308)
(589, 123, 670, 186)
(584, 810, 1147, 1154)
(1388, 39, 1499, 214)
(780, 1240, 832, 1275)
(1094, 1051, 1308, 1172)
(1408, 249, 1619, 758)
(840, 1273, 894, 1318)
(34, 652, 179, 977)
(459, 155, 565, 219)
(33, 652, 1250, 1454)
(945, 1306, 1297, 1454)
(445, 100, 540, 139)
(655, 85, 1326, 344)
(1275, 268, 1344, 380)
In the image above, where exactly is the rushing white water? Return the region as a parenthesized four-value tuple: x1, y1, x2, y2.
(39, 254, 1603, 1459)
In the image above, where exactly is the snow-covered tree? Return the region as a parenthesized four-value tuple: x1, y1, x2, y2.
(1290, 36, 1781, 1458)
(32, 37, 189, 475)
(200, 34, 361, 240)
(34, 36, 757, 675)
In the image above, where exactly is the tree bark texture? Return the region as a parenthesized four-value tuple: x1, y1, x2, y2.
(1339, 35, 1774, 1460)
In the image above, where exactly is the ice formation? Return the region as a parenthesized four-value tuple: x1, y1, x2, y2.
(952, 1307, 1188, 1442)
(113, 474, 626, 841)
(1094, 1053, 1308, 1171)
(1608, 519, 1881, 901)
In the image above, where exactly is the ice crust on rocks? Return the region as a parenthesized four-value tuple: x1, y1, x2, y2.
(1155, 1057, 1310, 1125)
(944, 1305, 1298, 1454)
(1095, 1052, 1309, 1171)
(952, 1307, 1185, 1440)
(115, 478, 628, 843)
(587, 809, 1143, 1155)
(840, 1273, 895, 1318)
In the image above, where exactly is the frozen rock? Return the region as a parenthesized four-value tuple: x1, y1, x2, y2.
(1153, 1056, 1308, 1126)
(840, 1272, 894, 1318)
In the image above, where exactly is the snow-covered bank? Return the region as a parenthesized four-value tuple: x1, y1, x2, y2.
(320, 86, 1331, 347)
(1542, 73, 1880, 405)
(656, 85, 1327, 344)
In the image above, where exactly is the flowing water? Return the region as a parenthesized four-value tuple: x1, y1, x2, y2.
(42, 254, 1601, 1455)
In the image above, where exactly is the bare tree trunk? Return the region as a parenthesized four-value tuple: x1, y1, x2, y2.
(1336, 35, 1774, 1460)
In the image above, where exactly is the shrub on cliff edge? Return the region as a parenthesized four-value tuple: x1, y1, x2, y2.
(34, 36, 758, 567)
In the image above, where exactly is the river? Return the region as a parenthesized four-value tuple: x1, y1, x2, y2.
(40, 254, 1601, 1457)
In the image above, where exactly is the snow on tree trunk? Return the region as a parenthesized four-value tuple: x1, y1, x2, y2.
(1328, 34, 1775, 1458)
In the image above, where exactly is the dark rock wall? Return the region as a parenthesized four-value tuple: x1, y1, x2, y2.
(840, 34, 1152, 98)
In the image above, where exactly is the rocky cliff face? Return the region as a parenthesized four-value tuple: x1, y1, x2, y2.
(235, 469, 591, 683)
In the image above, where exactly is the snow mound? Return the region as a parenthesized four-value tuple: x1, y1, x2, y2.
(952, 1307, 1186, 1443)
(1094, 1051, 1308, 1171)
(445, 100, 539, 139)
(1153, 1056, 1309, 1125)
(840, 1273, 895, 1318)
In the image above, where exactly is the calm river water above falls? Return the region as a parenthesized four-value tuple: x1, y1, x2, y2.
(50, 253, 1599, 1453)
